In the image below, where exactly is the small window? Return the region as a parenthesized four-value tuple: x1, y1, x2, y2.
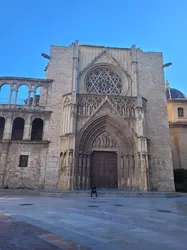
(19, 155, 29, 167)
(178, 107, 184, 117)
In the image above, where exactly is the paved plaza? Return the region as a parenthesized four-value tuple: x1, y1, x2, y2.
(0, 194, 187, 250)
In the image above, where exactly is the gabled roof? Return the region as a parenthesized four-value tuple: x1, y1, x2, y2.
(79, 49, 131, 80)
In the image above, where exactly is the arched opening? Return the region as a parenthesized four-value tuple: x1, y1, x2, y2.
(31, 118, 44, 141)
(11, 117, 25, 140)
(35, 86, 46, 106)
(0, 117, 5, 139)
(17, 85, 29, 105)
(178, 107, 184, 117)
(0, 84, 10, 104)
(76, 114, 136, 190)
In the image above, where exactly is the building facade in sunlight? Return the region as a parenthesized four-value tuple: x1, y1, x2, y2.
(166, 82, 187, 170)
(0, 41, 175, 191)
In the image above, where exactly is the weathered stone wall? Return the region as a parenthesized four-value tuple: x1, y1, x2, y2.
(44, 45, 74, 188)
(137, 50, 175, 191)
(0, 142, 48, 189)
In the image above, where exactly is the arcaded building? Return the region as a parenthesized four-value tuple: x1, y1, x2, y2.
(166, 82, 187, 170)
(0, 41, 175, 191)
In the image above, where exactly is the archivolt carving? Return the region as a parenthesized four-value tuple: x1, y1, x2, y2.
(85, 67, 122, 95)
(92, 131, 117, 149)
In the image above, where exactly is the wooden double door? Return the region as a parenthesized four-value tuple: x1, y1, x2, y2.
(91, 151, 118, 188)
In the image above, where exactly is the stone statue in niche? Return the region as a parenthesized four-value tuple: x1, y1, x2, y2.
(59, 151, 67, 171)
(69, 151, 73, 165)
(59, 152, 64, 171)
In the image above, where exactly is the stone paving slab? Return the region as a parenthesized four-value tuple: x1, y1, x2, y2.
(0, 213, 62, 250)
(0, 195, 187, 249)
(0, 213, 90, 250)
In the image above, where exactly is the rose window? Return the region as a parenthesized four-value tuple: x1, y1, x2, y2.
(85, 68, 122, 94)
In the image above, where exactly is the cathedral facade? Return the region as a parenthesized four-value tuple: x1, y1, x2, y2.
(0, 41, 175, 191)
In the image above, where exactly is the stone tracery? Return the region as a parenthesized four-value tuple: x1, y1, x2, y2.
(77, 94, 136, 118)
(85, 67, 122, 95)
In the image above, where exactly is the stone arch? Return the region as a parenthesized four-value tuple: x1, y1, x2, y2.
(75, 113, 138, 190)
(11, 117, 25, 140)
(16, 85, 29, 105)
(31, 118, 44, 141)
(0, 83, 11, 104)
(35, 85, 47, 106)
(77, 113, 137, 152)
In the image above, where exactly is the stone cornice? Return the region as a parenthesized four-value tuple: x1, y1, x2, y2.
(0, 140, 50, 144)
(0, 105, 52, 114)
(0, 76, 53, 83)
(169, 122, 187, 128)
(167, 99, 187, 103)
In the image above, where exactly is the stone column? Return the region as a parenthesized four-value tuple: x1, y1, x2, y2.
(86, 154, 91, 189)
(23, 116, 31, 140)
(119, 154, 124, 189)
(43, 118, 50, 141)
(8, 90, 11, 105)
(66, 151, 73, 190)
(131, 45, 139, 96)
(27, 90, 30, 106)
(69, 150, 74, 190)
(82, 154, 87, 189)
(32, 91, 36, 106)
(72, 40, 79, 92)
(77, 152, 83, 189)
(14, 91, 18, 105)
(138, 137, 149, 191)
(3, 116, 13, 140)
(70, 103, 77, 134)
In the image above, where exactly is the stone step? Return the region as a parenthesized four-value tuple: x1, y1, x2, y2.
(0, 188, 187, 198)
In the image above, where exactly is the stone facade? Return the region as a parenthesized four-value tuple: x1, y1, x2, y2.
(0, 41, 175, 191)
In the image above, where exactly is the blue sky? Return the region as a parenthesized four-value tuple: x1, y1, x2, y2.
(0, 0, 187, 95)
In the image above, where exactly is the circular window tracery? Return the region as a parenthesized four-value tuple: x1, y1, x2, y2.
(85, 67, 122, 95)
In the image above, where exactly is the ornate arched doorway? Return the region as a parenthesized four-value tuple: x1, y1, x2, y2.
(75, 114, 137, 190)
(91, 131, 118, 188)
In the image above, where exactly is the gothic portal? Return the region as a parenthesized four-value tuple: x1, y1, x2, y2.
(0, 42, 175, 192)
